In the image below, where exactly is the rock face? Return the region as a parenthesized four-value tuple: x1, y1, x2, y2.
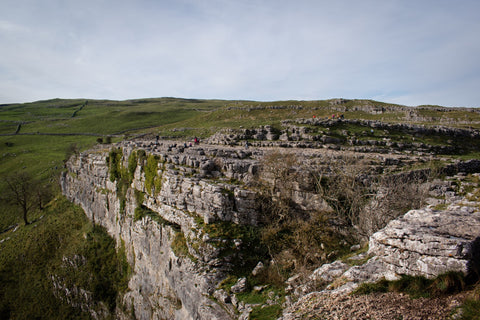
(61, 138, 480, 319)
(282, 201, 480, 319)
(369, 205, 480, 278)
(59, 140, 345, 319)
(61, 143, 261, 320)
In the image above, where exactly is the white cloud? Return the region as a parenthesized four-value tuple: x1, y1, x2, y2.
(0, 0, 479, 107)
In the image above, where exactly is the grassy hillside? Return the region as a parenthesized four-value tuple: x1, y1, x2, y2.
(0, 97, 223, 318)
(0, 98, 223, 228)
(0, 196, 130, 319)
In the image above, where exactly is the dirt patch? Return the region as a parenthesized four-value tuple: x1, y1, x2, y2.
(284, 291, 468, 320)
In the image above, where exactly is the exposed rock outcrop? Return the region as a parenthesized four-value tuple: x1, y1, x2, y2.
(61, 146, 248, 319)
(369, 205, 480, 278)
(61, 138, 480, 319)
(206, 118, 480, 157)
(283, 196, 480, 318)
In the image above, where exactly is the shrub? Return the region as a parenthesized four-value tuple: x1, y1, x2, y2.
(255, 150, 352, 278)
(136, 149, 147, 163)
(460, 299, 480, 320)
(134, 189, 145, 206)
(388, 275, 432, 298)
(196, 218, 266, 275)
(134, 206, 147, 221)
(353, 279, 390, 295)
(171, 232, 190, 258)
(107, 148, 136, 216)
(249, 304, 282, 320)
(315, 155, 431, 238)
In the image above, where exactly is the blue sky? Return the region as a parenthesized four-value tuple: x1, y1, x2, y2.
(1, 0, 479, 107)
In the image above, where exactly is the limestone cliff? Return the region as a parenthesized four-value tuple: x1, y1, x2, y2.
(61, 138, 480, 319)
(61, 143, 258, 319)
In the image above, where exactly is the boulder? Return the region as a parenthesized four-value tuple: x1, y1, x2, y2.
(369, 206, 480, 278)
(231, 277, 247, 294)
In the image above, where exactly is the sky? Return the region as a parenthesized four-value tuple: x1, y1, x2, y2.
(1, 0, 480, 107)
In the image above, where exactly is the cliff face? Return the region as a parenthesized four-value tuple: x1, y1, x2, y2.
(60, 143, 259, 320)
(61, 139, 480, 319)
(60, 140, 346, 319)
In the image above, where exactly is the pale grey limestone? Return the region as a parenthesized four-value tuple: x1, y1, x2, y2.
(60, 141, 480, 320)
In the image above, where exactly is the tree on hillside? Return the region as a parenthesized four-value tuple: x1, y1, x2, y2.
(4, 172, 39, 225)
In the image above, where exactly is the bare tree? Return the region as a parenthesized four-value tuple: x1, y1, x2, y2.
(357, 171, 430, 237)
(314, 156, 431, 239)
(255, 150, 348, 275)
(256, 149, 300, 223)
(4, 172, 38, 225)
(314, 156, 374, 229)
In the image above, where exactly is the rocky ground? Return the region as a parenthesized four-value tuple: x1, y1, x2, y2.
(281, 291, 468, 320)
(279, 171, 480, 320)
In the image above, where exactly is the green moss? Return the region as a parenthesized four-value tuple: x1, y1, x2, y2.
(461, 298, 480, 320)
(134, 189, 145, 206)
(108, 148, 123, 182)
(170, 229, 197, 262)
(144, 154, 163, 195)
(127, 150, 138, 180)
(233, 286, 285, 320)
(218, 275, 238, 291)
(117, 238, 132, 293)
(136, 149, 147, 163)
(353, 278, 390, 295)
(433, 203, 449, 211)
(196, 219, 260, 256)
(107, 147, 138, 216)
(171, 232, 190, 258)
(134, 206, 147, 221)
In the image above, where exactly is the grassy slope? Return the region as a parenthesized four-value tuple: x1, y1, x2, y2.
(0, 98, 223, 228)
(0, 98, 221, 318)
(0, 196, 131, 319)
